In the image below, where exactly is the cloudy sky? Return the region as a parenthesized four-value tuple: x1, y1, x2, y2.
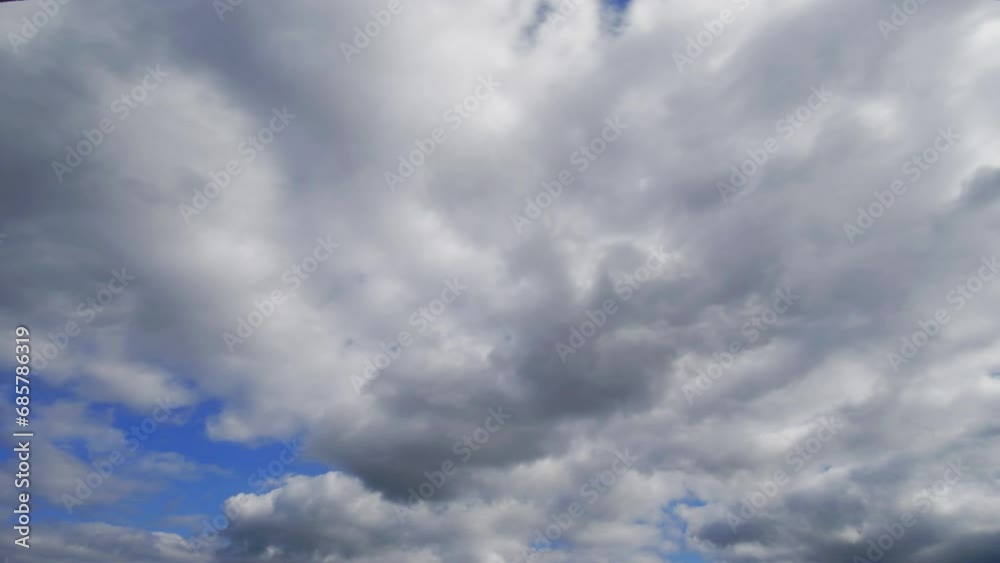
(1, 0, 999, 562)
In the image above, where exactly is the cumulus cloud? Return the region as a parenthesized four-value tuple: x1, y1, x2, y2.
(1, 0, 999, 562)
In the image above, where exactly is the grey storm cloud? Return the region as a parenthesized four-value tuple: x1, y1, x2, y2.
(1, 0, 999, 562)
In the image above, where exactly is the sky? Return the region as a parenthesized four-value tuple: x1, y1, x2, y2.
(0, 0, 999, 562)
